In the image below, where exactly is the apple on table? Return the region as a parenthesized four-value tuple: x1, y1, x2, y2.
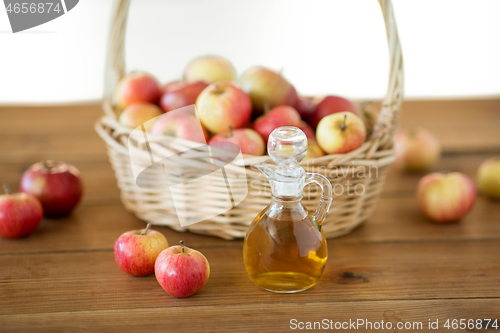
(477, 158, 500, 200)
(114, 223, 169, 276)
(155, 241, 210, 298)
(417, 172, 476, 223)
(0, 184, 43, 239)
(394, 127, 441, 172)
(20, 161, 83, 218)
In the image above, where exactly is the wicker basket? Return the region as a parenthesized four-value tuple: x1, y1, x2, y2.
(95, 0, 404, 240)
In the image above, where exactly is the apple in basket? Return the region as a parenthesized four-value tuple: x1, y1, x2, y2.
(299, 121, 316, 141)
(150, 107, 209, 143)
(161, 80, 184, 95)
(115, 72, 161, 109)
(306, 140, 325, 158)
(295, 96, 316, 120)
(160, 81, 208, 113)
(184, 55, 237, 84)
(417, 172, 476, 223)
(477, 158, 500, 200)
(0, 184, 43, 238)
(310, 95, 358, 129)
(118, 103, 163, 132)
(195, 82, 252, 134)
(394, 127, 441, 172)
(114, 224, 169, 276)
(20, 161, 83, 218)
(316, 112, 366, 154)
(238, 66, 298, 115)
(209, 127, 265, 156)
(155, 241, 210, 298)
(253, 106, 302, 142)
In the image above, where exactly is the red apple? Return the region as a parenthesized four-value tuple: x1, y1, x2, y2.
(394, 127, 441, 172)
(238, 66, 298, 115)
(115, 72, 161, 109)
(160, 81, 208, 113)
(253, 106, 302, 142)
(20, 161, 83, 218)
(114, 224, 169, 276)
(195, 82, 252, 134)
(310, 95, 358, 129)
(150, 107, 208, 143)
(295, 96, 316, 120)
(184, 55, 236, 84)
(118, 103, 163, 131)
(316, 112, 366, 154)
(155, 241, 210, 298)
(161, 81, 185, 95)
(477, 158, 500, 200)
(417, 172, 476, 223)
(209, 127, 265, 156)
(0, 184, 43, 238)
(299, 121, 316, 141)
(305, 140, 325, 159)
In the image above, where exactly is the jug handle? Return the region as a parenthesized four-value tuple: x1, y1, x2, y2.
(305, 173, 333, 230)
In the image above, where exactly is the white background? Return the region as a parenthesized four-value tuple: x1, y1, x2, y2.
(0, 0, 499, 105)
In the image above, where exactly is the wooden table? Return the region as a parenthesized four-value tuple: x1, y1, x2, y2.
(0, 99, 499, 332)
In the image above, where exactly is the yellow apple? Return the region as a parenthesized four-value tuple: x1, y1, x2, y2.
(316, 112, 366, 154)
(184, 55, 236, 84)
(417, 172, 476, 223)
(306, 140, 325, 158)
(477, 158, 500, 199)
(394, 127, 441, 172)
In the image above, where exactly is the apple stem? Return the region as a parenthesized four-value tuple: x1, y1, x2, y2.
(141, 223, 151, 236)
(213, 85, 222, 94)
(42, 160, 53, 171)
(340, 114, 347, 131)
(3, 184, 11, 195)
(180, 240, 184, 253)
(263, 101, 270, 115)
(228, 126, 233, 137)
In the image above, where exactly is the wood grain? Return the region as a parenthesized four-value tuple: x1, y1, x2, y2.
(1, 241, 499, 316)
(1, 299, 499, 333)
(0, 100, 499, 332)
(0, 195, 498, 255)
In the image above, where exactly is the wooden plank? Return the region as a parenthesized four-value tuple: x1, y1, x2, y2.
(1, 299, 499, 333)
(0, 132, 107, 164)
(399, 99, 500, 153)
(1, 241, 499, 315)
(383, 151, 500, 194)
(0, 205, 230, 255)
(0, 104, 102, 135)
(0, 194, 498, 255)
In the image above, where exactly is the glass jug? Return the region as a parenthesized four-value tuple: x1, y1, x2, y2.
(243, 126, 333, 293)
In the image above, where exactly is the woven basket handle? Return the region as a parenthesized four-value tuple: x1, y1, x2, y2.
(103, 0, 403, 144)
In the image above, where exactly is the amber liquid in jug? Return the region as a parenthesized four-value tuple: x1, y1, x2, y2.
(243, 127, 332, 293)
